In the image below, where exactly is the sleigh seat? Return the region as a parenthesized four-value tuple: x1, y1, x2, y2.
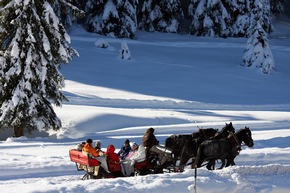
(69, 149, 100, 179)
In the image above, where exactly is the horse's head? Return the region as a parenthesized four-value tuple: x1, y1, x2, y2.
(238, 127, 254, 147)
(221, 122, 235, 137)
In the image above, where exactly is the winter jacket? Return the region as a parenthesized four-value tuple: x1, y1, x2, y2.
(106, 145, 120, 163)
(118, 145, 131, 160)
(130, 145, 146, 163)
(82, 142, 100, 157)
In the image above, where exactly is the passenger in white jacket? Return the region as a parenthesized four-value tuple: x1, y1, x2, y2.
(121, 144, 146, 176)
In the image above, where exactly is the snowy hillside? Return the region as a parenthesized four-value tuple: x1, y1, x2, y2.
(0, 17, 290, 193)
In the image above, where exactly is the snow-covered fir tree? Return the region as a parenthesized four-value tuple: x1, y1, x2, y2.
(116, 0, 138, 38)
(270, 0, 285, 13)
(188, 0, 231, 37)
(241, 0, 274, 72)
(231, 0, 273, 37)
(120, 41, 131, 60)
(50, 0, 85, 28)
(138, 0, 184, 33)
(159, 0, 184, 32)
(230, 0, 252, 37)
(0, 0, 78, 137)
(249, 0, 272, 35)
(241, 23, 275, 74)
(137, 0, 158, 32)
(85, 0, 137, 38)
(70, 0, 88, 11)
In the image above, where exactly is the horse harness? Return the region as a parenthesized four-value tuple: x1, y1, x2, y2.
(227, 132, 242, 155)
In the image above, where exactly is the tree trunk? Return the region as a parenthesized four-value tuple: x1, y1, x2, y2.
(13, 125, 24, 137)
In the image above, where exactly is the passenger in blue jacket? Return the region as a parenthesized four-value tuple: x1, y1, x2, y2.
(118, 139, 131, 160)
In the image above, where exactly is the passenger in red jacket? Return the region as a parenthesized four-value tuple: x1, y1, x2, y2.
(105, 144, 120, 164)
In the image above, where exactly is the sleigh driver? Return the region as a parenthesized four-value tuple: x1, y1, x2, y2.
(142, 128, 173, 166)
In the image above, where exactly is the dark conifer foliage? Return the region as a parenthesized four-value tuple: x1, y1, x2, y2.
(50, 0, 85, 28)
(0, 0, 78, 137)
(67, 0, 285, 38)
(85, 0, 137, 38)
(270, 0, 285, 13)
(138, 0, 184, 33)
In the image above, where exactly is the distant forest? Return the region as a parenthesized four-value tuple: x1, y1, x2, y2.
(51, 0, 287, 39)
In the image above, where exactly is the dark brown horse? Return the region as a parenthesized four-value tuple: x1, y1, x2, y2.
(193, 127, 254, 170)
(165, 128, 218, 163)
(178, 122, 235, 170)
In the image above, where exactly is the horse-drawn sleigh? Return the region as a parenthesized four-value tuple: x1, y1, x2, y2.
(69, 122, 254, 180)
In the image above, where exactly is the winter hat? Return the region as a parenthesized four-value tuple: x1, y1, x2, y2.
(129, 142, 138, 147)
(130, 142, 138, 148)
(124, 139, 130, 144)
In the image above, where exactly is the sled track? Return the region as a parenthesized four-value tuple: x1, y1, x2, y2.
(232, 164, 290, 176)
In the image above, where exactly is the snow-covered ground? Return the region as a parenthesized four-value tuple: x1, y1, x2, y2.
(1, 16, 290, 193)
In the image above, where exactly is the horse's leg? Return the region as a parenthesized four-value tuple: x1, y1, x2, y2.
(212, 160, 215, 170)
(231, 160, 236, 166)
(228, 157, 236, 166)
(218, 159, 226, 169)
(225, 157, 235, 167)
(206, 160, 214, 170)
(179, 147, 190, 170)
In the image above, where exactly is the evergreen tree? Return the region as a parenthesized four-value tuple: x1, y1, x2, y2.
(270, 0, 285, 13)
(188, 0, 231, 37)
(230, 0, 251, 37)
(116, 0, 138, 38)
(85, 0, 137, 38)
(249, 0, 272, 35)
(85, 0, 105, 32)
(241, 23, 275, 74)
(137, 0, 158, 32)
(138, 0, 184, 33)
(160, 0, 184, 32)
(50, 0, 85, 28)
(0, 0, 78, 137)
(231, 0, 273, 37)
(71, 0, 88, 10)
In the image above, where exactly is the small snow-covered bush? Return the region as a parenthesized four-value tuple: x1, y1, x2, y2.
(95, 39, 109, 48)
(119, 41, 131, 60)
